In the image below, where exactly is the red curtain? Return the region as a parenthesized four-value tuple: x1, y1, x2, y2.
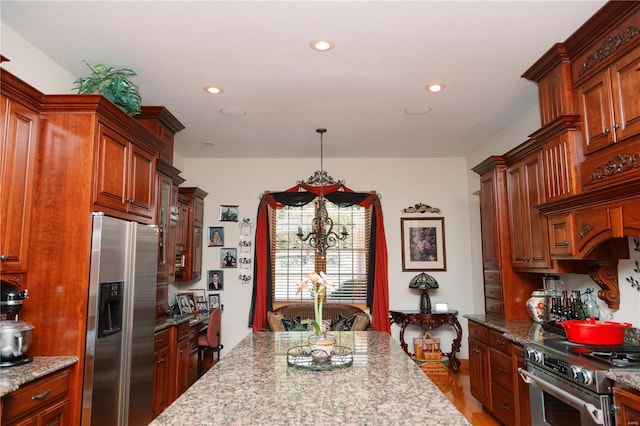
(250, 184, 390, 333)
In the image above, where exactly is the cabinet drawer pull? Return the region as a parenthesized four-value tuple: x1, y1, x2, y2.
(495, 339, 505, 346)
(156, 358, 165, 364)
(32, 389, 52, 400)
(500, 402, 510, 411)
(155, 337, 165, 344)
(498, 367, 507, 373)
(560, 240, 570, 247)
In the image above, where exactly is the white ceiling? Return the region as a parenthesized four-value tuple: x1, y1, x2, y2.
(1, 1, 607, 159)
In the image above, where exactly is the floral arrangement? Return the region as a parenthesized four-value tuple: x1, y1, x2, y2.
(296, 272, 335, 335)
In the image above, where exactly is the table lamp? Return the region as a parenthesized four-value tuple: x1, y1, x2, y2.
(409, 272, 439, 313)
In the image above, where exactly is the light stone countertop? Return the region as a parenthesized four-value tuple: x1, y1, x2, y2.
(0, 356, 78, 397)
(151, 331, 471, 426)
(463, 314, 640, 392)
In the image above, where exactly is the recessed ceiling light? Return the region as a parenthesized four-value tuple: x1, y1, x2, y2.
(405, 106, 432, 115)
(310, 39, 335, 52)
(220, 107, 246, 117)
(204, 85, 223, 94)
(426, 83, 446, 93)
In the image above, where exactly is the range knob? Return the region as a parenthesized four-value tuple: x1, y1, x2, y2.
(569, 365, 594, 385)
(525, 348, 543, 363)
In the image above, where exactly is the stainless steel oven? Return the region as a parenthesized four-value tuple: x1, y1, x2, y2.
(518, 364, 612, 426)
(519, 337, 640, 426)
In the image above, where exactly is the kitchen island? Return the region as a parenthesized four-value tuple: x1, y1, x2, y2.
(151, 331, 470, 425)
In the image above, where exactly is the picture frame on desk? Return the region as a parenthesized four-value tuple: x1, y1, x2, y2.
(176, 292, 196, 315)
(401, 217, 447, 271)
(190, 289, 207, 313)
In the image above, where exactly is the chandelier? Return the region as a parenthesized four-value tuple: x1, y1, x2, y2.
(296, 128, 349, 258)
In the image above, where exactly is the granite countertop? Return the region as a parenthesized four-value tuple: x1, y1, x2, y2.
(151, 331, 471, 425)
(463, 314, 640, 392)
(155, 312, 209, 332)
(0, 356, 78, 397)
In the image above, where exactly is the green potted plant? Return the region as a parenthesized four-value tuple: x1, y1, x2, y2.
(73, 61, 142, 115)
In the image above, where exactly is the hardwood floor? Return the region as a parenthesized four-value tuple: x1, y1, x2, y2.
(424, 364, 501, 426)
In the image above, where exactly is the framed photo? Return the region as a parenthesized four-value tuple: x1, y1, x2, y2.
(401, 217, 447, 271)
(220, 248, 237, 268)
(220, 205, 239, 222)
(176, 292, 197, 315)
(208, 270, 224, 291)
(190, 289, 208, 313)
(208, 293, 221, 311)
(208, 227, 224, 247)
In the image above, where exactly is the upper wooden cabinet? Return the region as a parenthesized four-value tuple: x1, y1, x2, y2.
(506, 150, 551, 270)
(0, 72, 41, 278)
(93, 122, 157, 221)
(522, 43, 575, 127)
(578, 45, 640, 156)
(175, 187, 208, 282)
(134, 106, 185, 164)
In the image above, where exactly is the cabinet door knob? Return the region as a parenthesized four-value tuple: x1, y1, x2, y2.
(560, 241, 570, 247)
(604, 128, 611, 135)
(0, 254, 7, 261)
(613, 123, 620, 130)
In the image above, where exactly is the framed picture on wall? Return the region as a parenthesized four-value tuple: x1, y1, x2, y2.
(220, 205, 239, 222)
(208, 227, 224, 247)
(220, 248, 237, 268)
(401, 217, 447, 271)
(208, 270, 224, 291)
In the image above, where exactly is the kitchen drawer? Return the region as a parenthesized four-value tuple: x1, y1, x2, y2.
(3, 369, 70, 423)
(155, 328, 170, 351)
(483, 270, 501, 285)
(490, 347, 514, 391)
(484, 284, 502, 300)
(491, 381, 516, 426)
(489, 330, 512, 355)
(485, 298, 504, 317)
(177, 321, 190, 341)
(468, 321, 488, 343)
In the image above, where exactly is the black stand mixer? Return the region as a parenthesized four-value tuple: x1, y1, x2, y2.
(0, 280, 34, 367)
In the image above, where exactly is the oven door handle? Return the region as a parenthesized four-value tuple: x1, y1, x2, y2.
(518, 367, 605, 425)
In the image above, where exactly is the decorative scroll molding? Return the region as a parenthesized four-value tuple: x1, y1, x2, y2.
(579, 223, 595, 240)
(588, 261, 620, 309)
(589, 153, 640, 181)
(401, 203, 442, 214)
(578, 26, 640, 78)
(298, 170, 344, 186)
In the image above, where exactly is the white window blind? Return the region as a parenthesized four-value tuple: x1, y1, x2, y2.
(271, 200, 369, 304)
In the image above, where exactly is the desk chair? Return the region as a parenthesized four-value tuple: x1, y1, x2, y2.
(197, 307, 223, 377)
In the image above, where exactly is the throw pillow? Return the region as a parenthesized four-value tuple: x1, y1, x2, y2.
(352, 312, 370, 331)
(281, 315, 303, 331)
(332, 314, 356, 331)
(267, 311, 285, 332)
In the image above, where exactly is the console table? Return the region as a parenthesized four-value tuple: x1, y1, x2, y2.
(389, 310, 462, 372)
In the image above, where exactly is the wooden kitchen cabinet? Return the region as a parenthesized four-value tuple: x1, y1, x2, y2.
(152, 328, 171, 418)
(506, 149, 551, 270)
(473, 158, 540, 319)
(0, 72, 40, 277)
(93, 122, 157, 222)
(175, 187, 208, 282)
(578, 45, 640, 157)
(613, 385, 640, 426)
(467, 322, 531, 426)
(134, 106, 185, 164)
(468, 322, 491, 407)
(2, 368, 71, 426)
(174, 322, 190, 399)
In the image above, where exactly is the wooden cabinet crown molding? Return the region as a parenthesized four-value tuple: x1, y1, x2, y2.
(0, 69, 44, 109)
(41, 95, 167, 155)
(157, 159, 186, 186)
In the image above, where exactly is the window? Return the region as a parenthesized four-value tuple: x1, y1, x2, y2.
(271, 200, 370, 304)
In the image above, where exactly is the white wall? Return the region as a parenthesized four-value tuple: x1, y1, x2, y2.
(176, 157, 474, 356)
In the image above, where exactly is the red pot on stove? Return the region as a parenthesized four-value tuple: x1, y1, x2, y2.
(559, 318, 631, 345)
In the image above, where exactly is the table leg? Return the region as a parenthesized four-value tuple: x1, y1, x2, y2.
(447, 319, 463, 372)
(398, 321, 410, 355)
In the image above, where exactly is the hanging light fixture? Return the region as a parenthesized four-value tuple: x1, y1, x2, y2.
(296, 128, 349, 258)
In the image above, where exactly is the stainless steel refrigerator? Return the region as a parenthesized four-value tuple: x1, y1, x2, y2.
(82, 214, 158, 426)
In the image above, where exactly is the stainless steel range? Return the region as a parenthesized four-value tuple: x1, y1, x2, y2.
(519, 336, 640, 426)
